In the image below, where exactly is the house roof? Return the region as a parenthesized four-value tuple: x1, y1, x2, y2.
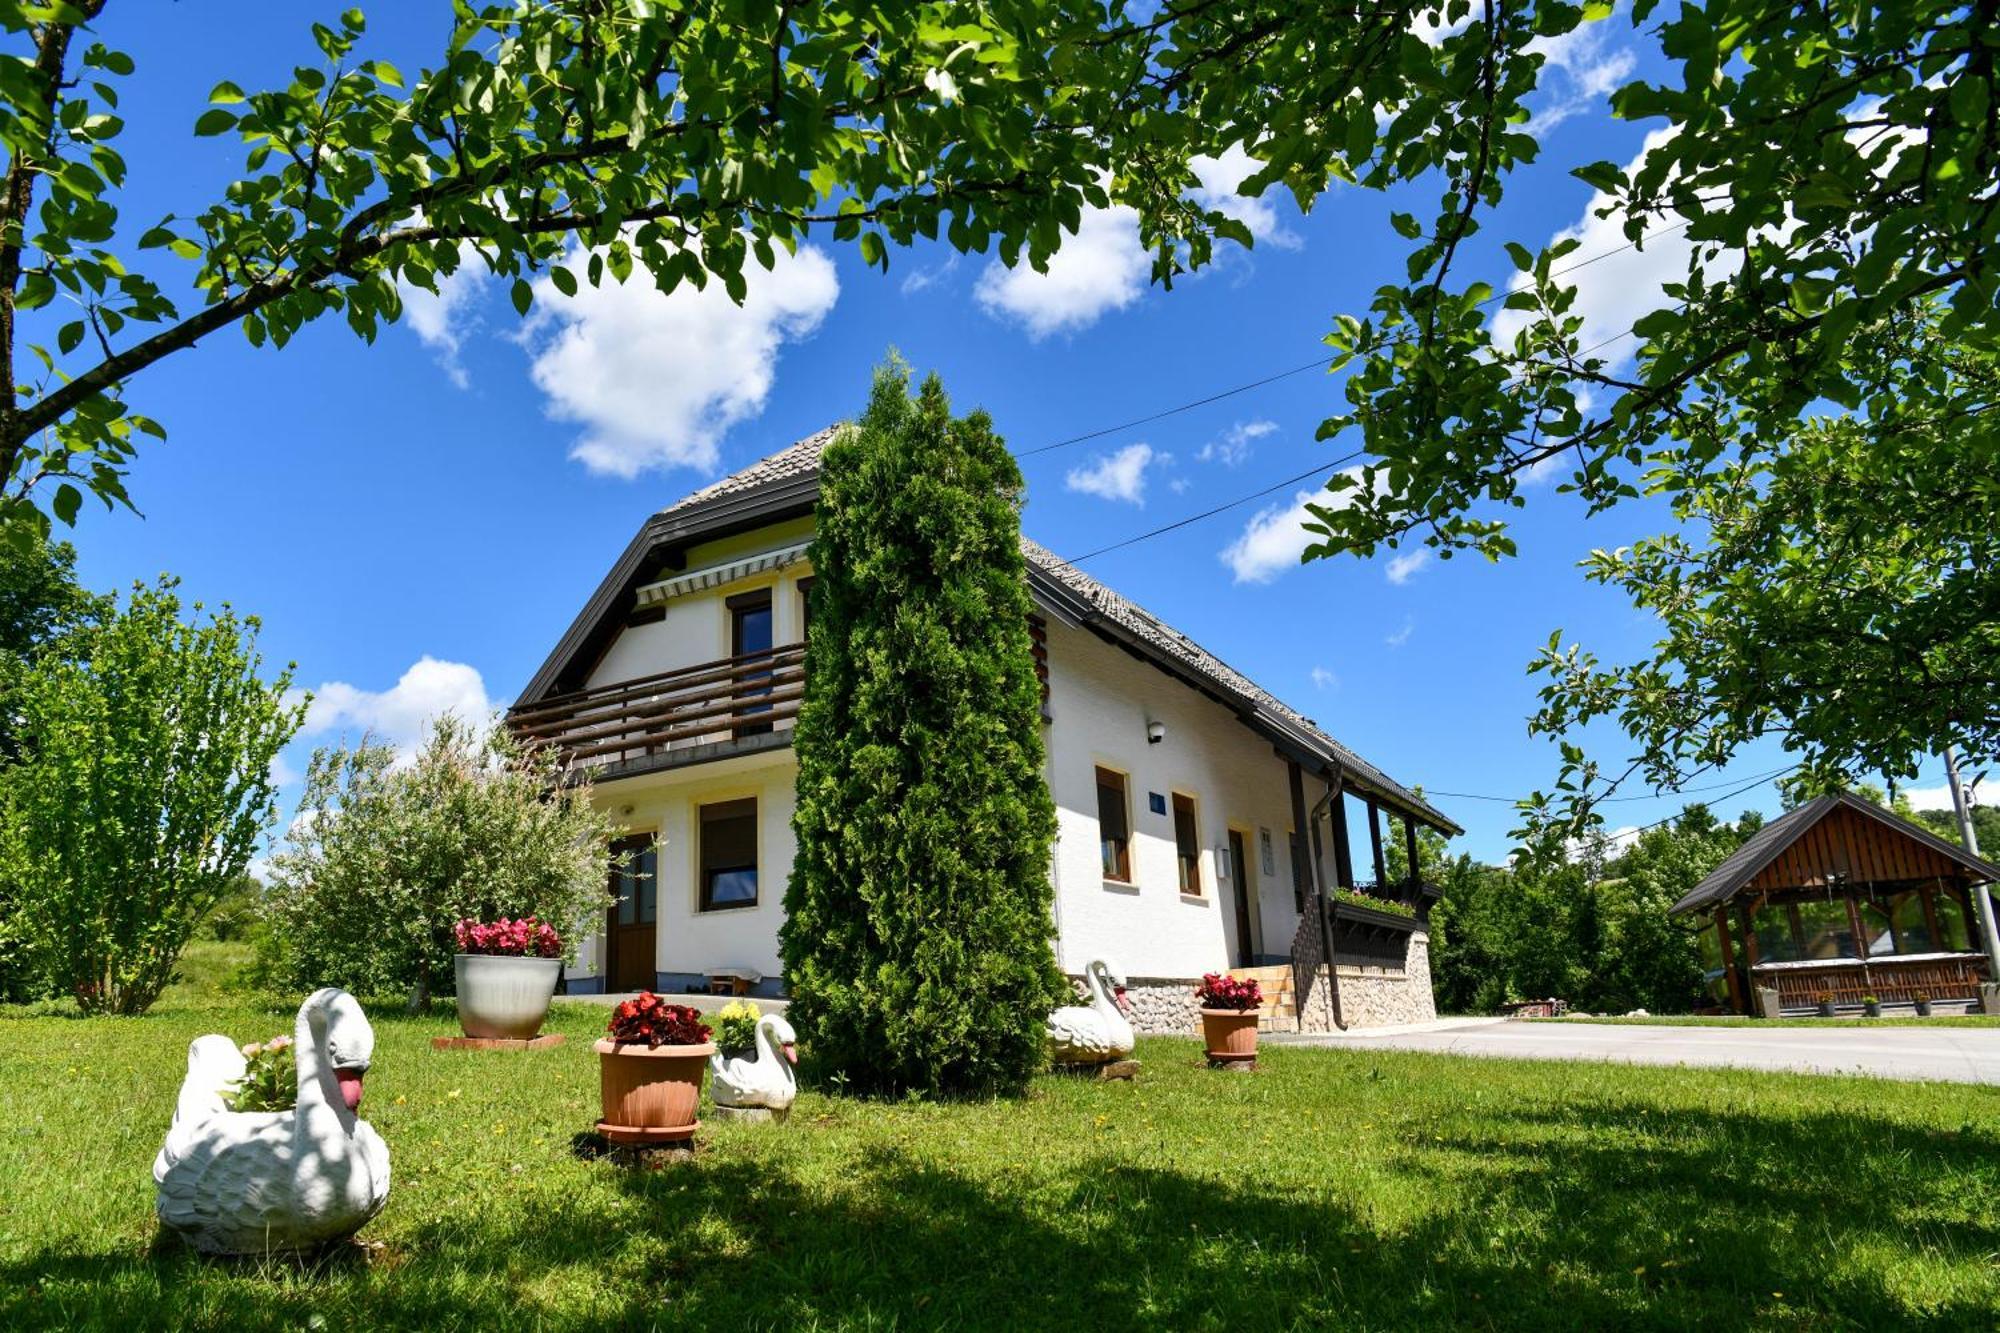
(1669, 791, 2000, 916)
(517, 427, 1461, 835)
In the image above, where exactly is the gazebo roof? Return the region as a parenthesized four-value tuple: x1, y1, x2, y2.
(1670, 791, 2000, 916)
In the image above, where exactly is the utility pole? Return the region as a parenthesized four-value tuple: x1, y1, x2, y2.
(1945, 747, 2000, 975)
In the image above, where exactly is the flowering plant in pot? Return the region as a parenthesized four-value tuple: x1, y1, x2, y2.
(1195, 972, 1262, 1067)
(1913, 991, 1933, 1018)
(1815, 989, 1837, 1018)
(713, 1000, 763, 1059)
(1861, 993, 1882, 1018)
(223, 1036, 296, 1112)
(595, 992, 715, 1144)
(453, 917, 565, 1041)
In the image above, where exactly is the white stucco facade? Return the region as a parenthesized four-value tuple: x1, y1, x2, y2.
(1041, 618, 1307, 979)
(554, 513, 1437, 1029)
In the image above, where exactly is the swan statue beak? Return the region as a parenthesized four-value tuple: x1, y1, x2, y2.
(334, 1067, 365, 1110)
(781, 1042, 799, 1065)
(1114, 985, 1132, 1017)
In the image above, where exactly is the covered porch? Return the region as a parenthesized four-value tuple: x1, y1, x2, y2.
(1672, 792, 1999, 1015)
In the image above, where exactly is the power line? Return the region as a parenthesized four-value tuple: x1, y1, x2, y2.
(1065, 450, 1365, 564)
(1015, 218, 1692, 461)
(1425, 764, 1798, 808)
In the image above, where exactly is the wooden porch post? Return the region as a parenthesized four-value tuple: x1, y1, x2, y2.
(1842, 886, 1873, 994)
(1367, 801, 1388, 888)
(1287, 761, 1315, 906)
(1404, 815, 1421, 888)
(1330, 787, 1356, 888)
(1714, 908, 1745, 1015)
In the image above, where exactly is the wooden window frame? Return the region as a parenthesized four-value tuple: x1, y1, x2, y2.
(697, 796, 760, 913)
(1172, 790, 1204, 898)
(1095, 764, 1133, 885)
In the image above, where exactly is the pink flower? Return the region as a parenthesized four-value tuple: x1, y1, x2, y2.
(454, 916, 564, 957)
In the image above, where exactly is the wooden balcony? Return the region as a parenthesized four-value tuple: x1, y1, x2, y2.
(506, 645, 805, 777)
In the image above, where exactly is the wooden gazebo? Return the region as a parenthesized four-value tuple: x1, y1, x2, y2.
(1671, 793, 1999, 1014)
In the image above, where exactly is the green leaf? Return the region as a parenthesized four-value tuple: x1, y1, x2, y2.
(57, 321, 85, 355)
(511, 278, 533, 316)
(192, 109, 237, 137)
(549, 265, 577, 297)
(207, 81, 246, 105)
(53, 483, 82, 526)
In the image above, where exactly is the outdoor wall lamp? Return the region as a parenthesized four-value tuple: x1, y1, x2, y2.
(1146, 720, 1166, 745)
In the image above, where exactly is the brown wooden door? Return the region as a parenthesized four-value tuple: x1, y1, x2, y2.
(1228, 829, 1256, 967)
(606, 835, 658, 992)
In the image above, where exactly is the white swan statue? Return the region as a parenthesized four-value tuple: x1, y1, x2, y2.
(1046, 959, 1135, 1065)
(153, 988, 391, 1254)
(709, 1013, 799, 1116)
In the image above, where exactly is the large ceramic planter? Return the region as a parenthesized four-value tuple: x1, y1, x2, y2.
(594, 1039, 715, 1143)
(1200, 1008, 1259, 1068)
(1816, 1001, 1837, 1018)
(455, 953, 561, 1040)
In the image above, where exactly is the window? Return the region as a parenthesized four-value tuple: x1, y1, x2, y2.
(1750, 901, 1801, 962)
(1935, 888, 1972, 952)
(729, 589, 774, 737)
(1795, 894, 1856, 960)
(1858, 892, 1898, 957)
(1889, 890, 1937, 953)
(699, 798, 759, 911)
(1095, 766, 1131, 882)
(797, 576, 815, 642)
(1172, 792, 1202, 895)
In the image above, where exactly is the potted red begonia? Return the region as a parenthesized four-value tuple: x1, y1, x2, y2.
(595, 992, 715, 1143)
(454, 917, 564, 1041)
(1196, 972, 1262, 1068)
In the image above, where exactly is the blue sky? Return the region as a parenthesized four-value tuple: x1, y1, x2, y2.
(43, 5, 1969, 862)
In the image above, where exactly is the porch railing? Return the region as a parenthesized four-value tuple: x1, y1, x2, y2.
(506, 644, 806, 773)
(1751, 953, 1989, 1009)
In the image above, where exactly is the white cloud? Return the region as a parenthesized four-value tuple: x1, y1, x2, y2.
(1309, 666, 1338, 690)
(1385, 618, 1415, 647)
(1065, 442, 1163, 505)
(522, 240, 839, 478)
(899, 253, 959, 296)
(1386, 548, 1432, 585)
(975, 204, 1150, 339)
(398, 249, 492, 389)
(1902, 784, 1962, 814)
(1489, 127, 1728, 368)
(1525, 13, 1637, 134)
(296, 656, 494, 757)
(1198, 419, 1277, 467)
(1222, 489, 1319, 584)
(1188, 145, 1300, 249)
(1411, 0, 1484, 45)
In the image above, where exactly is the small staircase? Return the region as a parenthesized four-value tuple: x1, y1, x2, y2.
(1228, 964, 1297, 1032)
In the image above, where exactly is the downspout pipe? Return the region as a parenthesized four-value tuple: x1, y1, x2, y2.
(1311, 771, 1347, 1031)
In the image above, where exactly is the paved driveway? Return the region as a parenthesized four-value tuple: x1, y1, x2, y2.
(1275, 1018, 2000, 1085)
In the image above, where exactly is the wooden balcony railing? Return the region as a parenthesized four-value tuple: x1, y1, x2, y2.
(506, 644, 806, 773)
(1751, 952, 1990, 1009)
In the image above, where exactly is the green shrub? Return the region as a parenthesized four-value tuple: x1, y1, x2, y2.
(263, 715, 615, 1007)
(0, 579, 299, 1014)
(781, 361, 1066, 1099)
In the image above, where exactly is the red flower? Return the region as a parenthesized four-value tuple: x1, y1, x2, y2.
(1195, 972, 1261, 1011)
(605, 991, 712, 1047)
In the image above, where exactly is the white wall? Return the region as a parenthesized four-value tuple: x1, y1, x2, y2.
(567, 749, 797, 987)
(1042, 619, 1309, 980)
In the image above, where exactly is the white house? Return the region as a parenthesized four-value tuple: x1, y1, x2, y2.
(508, 429, 1461, 1032)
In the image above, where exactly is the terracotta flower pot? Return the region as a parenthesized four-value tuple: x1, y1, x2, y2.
(1200, 1008, 1259, 1066)
(594, 1038, 715, 1143)
(455, 954, 561, 1040)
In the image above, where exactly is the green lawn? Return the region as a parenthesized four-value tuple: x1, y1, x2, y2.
(4, 997, 1999, 1330)
(1540, 1013, 2000, 1029)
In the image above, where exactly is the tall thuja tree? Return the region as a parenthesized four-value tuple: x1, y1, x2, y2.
(783, 364, 1064, 1098)
(0, 578, 300, 1012)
